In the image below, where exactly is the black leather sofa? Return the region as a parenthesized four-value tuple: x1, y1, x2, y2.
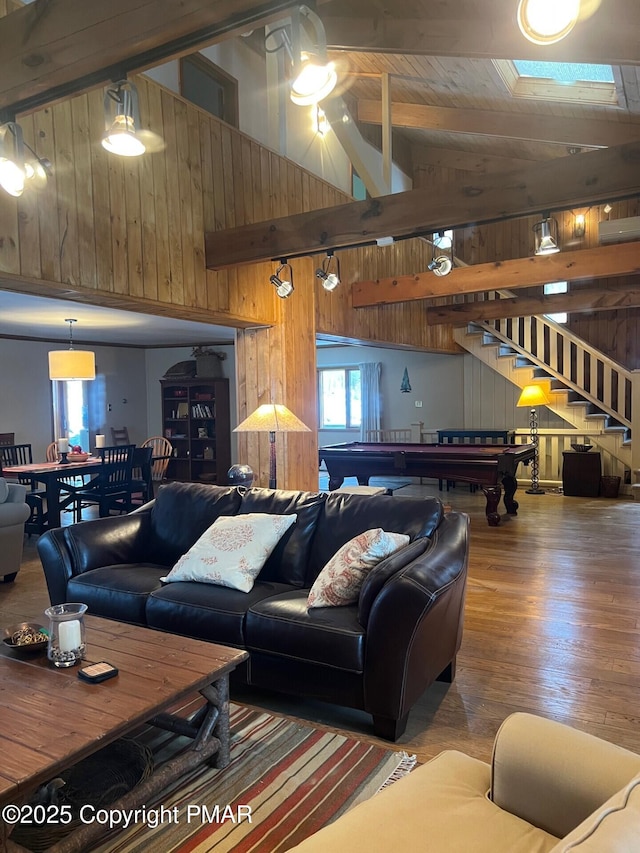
(37, 482, 470, 740)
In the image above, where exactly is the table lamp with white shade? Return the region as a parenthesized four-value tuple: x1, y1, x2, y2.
(517, 382, 552, 494)
(233, 403, 310, 489)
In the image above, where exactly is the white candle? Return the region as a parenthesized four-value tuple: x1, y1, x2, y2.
(95, 434, 105, 448)
(58, 438, 69, 453)
(58, 619, 81, 652)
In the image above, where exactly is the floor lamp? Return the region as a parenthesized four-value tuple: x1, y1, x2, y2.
(233, 403, 310, 489)
(517, 382, 551, 495)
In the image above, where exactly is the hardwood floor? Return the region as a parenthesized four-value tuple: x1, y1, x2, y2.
(4, 485, 640, 765)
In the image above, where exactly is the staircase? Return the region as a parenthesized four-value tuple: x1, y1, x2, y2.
(453, 314, 633, 484)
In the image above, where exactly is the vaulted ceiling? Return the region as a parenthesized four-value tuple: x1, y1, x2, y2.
(1, 0, 639, 328)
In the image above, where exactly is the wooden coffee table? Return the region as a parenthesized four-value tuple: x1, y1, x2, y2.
(0, 616, 248, 852)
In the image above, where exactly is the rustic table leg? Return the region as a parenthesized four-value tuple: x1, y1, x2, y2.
(212, 674, 231, 768)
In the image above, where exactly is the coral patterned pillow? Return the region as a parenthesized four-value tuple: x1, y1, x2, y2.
(307, 528, 410, 608)
(161, 513, 297, 592)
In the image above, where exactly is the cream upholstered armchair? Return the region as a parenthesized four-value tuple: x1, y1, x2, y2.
(290, 712, 640, 853)
(0, 479, 30, 583)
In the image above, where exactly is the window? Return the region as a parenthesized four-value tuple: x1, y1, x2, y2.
(493, 59, 620, 107)
(318, 368, 361, 429)
(52, 381, 90, 450)
(544, 281, 568, 324)
(180, 54, 239, 127)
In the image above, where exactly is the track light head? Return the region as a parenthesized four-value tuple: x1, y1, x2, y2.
(315, 251, 341, 291)
(517, 0, 580, 45)
(102, 80, 146, 157)
(428, 256, 453, 277)
(533, 216, 560, 255)
(270, 261, 294, 298)
(289, 6, 337, 106)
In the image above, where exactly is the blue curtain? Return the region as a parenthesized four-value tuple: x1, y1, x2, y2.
(359, 362, 381, 440)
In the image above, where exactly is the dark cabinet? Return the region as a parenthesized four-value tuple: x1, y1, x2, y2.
(161, 378, 231, 485)
(562, 451, 601, 497)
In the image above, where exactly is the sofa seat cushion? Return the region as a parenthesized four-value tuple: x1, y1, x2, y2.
(146, 580, 292, 647)
(246, 591, 365, 673)
(66, 564, 166, 625)
(288, 750, 559, 853)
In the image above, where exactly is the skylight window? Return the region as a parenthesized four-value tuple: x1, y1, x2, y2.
(493, 59, 620, 107)
(513, 61, 614, 84)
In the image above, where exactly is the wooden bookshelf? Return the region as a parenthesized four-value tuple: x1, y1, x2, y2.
(160, 378, 231, 485)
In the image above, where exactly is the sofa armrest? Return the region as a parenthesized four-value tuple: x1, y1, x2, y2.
(363, 511, 469, 722)
(37, 512, 153, 605)
(6, 483, 28, 503)
(491, 712, 640, 839)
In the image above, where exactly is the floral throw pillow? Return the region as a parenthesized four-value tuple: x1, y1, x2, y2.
(307, 528, 410, 608)
(161, 513, 297, 593)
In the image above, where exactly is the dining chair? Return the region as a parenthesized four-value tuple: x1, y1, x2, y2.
(141, 435, 173, 484)
(129, 446, 154, 507)
(46, 442, 87, 522)
(110, 427, 131, 446)
(69, 445, 135, 518)
(0, 443, 46, 535)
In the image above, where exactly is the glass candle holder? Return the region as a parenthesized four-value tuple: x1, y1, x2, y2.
(44, 603, 88, 667)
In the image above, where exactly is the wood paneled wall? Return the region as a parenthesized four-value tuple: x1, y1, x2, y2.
(0, 71, 459, 488)
(415, 163, 640, 368)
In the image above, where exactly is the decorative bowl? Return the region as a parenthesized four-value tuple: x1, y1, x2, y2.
(67, 452, 90, 462)
(2, 622, 49, 655)
(571, 443, 593, 453)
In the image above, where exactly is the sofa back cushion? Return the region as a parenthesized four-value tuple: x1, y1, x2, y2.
(307, 492, 443, 584)
(147, 482, 242, 566)
(238, 488, 327, 586)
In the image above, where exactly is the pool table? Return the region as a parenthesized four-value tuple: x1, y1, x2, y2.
(319, 441, 536, 526)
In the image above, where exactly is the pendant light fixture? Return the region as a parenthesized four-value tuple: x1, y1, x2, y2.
(101, 79, 146, 157)
(517, 0, 581, 45)
(48, 319, 96, 381)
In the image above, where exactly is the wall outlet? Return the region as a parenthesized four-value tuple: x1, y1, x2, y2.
(415, 400, 423, 407)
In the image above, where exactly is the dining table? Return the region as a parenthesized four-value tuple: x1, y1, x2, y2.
(1, 457, 103, 529)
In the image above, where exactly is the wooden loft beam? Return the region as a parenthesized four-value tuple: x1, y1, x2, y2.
(426, 281, 640, 326)
(352, 243, 640, 307)
(321, 0, 640, 66)
(0, 0, 299, 114)
(357, 101, 640, 149)
(205, 142, 640, 270)
(413, 147, 543, 176)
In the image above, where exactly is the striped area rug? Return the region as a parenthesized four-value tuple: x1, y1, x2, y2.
(94, 703, 415, 853)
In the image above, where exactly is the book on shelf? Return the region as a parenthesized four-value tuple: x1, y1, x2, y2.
(191, 403, 215, 418)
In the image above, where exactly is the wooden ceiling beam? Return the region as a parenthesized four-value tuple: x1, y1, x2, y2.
(412, 146, 544, 176)
(358, 101, 640, 149)
(352, 243, 640, 307)
(321, 0, 640, 66)
(205, 142, 640, 270)
(0, 0, 300, 115)
(426, 282, 640, 326)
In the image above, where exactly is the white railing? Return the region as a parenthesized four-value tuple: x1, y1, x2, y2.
(511, 429, 627, 486)
(412, 423, 628, 490)
(480, 315, 632, 429)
